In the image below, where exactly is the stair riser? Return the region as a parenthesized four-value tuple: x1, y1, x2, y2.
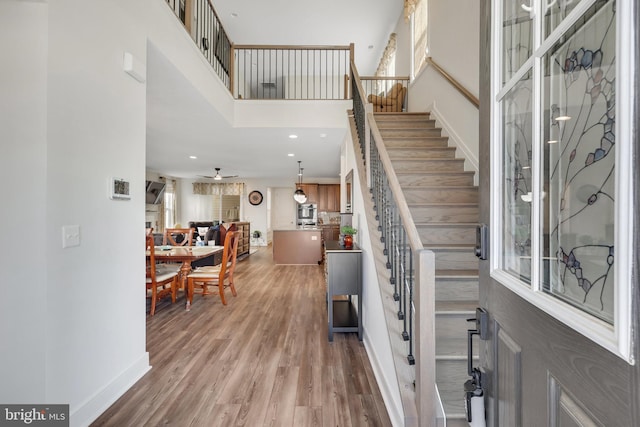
(387, 148, 456, 160)
(397, 173, 475, 187)
(404, 188, 478, 204)
(417, 225, 477, 245)
(380, 128, 442, 138)
(436, 359, 470, 416)
(376, 120, 437, 129)
(392, 159, 465, 172)
(374, 114, 431, 122)
(409, 206, 479, 223)
(434, 250, 478, 270)
(383, 137, 450, 148)
(436, 313, 478, 357)
(436, 278, 479, 302)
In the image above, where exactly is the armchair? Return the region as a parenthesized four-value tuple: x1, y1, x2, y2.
(367, 82, 407, 112)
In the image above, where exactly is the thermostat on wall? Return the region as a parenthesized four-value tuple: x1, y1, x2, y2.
(109, 177, 131, 200)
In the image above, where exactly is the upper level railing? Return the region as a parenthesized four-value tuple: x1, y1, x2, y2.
(232, 45, 353, 100)
(166, 0, 232, 89)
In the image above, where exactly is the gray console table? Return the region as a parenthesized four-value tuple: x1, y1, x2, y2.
(324, 240, 362, 341)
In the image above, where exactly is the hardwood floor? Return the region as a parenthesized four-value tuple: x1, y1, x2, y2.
(93, 247, 392, 427)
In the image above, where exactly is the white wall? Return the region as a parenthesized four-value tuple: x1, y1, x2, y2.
(44, 0, 151, 424)
(342, 132, 403, 425)
(401, 0, 480, 174)
(0, 0, 225, 425)
(0, 0, 49, 403)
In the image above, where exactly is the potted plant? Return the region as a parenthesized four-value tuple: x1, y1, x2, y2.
(252, 230, 262, 239)
(340, 226, 357, 248)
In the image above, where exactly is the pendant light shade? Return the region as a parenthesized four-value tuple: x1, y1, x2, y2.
(294, 161, 307, 203)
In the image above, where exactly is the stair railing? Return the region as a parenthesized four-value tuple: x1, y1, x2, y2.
(232, 44, 353, 100)
(164, 0, 232, 89)
(351, 61, 438, 426)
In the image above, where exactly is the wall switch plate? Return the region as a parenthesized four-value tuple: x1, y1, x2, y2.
(62, 225, 80, 248)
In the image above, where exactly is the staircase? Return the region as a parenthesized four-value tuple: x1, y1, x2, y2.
(374, 112, 479, 426)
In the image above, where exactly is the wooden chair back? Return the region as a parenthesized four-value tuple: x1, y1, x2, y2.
(219, 230, 240, 279)
(146, 234, 177, 315)
(163, 228, 194, 246)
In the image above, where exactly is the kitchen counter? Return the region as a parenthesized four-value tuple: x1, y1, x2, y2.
(273, 229, 322, 264)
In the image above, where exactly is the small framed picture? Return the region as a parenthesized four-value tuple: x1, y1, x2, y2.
(109, 177, 131, 200)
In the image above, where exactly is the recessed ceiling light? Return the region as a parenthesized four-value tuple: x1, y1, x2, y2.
(231, 12, 238, 18)
(368, 45, 374, 49)
(555, 116, 571, 121)
(289, 134, 298, 139)
(547, 140, 558, 144)
(320, 133, 327, 138)
(288, 153, 295, 157)
(189, 155, 197, 159)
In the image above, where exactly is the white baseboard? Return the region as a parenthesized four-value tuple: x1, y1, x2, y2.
(430, 103, 479, 183)
(363, 333, 404, 427)
(71, 352, 151, 427)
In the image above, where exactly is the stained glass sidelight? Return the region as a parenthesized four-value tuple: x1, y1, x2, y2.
(542, 0, 615, 323)
(501, 70, 533, 283)
(502, 0, 533, 84)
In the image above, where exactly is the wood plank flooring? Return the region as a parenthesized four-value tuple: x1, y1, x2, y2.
(92, 247, 392, 427)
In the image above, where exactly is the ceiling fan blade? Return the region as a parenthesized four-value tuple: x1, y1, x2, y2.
(197, 175, 215, 179)
(222, 175, 239, 178)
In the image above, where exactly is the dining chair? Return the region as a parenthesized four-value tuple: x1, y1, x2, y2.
(146, 234, 178, 316)
(187, 230, 239, 306)
(163, 228, 194, 246)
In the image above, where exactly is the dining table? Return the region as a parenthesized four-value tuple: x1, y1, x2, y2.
(147, 245, 224, 310)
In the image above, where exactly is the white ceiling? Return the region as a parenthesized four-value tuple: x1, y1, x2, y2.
(145, 0, 403, 181)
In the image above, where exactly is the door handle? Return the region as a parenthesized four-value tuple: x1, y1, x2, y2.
(465, 307, 488, 424)
(475, 224, 488, 260)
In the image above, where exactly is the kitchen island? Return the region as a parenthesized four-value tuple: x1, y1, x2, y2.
(273, 227, 322, 265)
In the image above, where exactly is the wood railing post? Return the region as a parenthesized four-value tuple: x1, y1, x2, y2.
(229, 44, 235, 97)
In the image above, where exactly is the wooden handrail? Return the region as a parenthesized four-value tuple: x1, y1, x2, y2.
(426, 57, 479, 108)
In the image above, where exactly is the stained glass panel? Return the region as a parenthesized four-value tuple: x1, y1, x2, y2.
(502, 70, 533, 283)
(502, 0, 533, 84)
(544, 0, 584, 37)
(542, 0, 615, 323)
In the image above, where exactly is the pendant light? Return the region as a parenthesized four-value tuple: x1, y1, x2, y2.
(293, 161, 307, 203)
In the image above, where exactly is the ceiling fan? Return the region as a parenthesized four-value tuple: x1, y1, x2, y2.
(199, 167, 239, 180)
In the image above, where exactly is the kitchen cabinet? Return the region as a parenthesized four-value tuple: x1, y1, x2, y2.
(295, 183, 340, 212)
(296, 183, 318, 204)
(321, 225, 340, 242)
(324, 240, 362, 341)
(317, 184, 340, 212)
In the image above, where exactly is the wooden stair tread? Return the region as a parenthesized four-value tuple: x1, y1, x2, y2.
(423, 243, 475, 250)
(402, 185, 477, 190)
(415, 222, 478, 226)
(396, 170, 474, 175)
(435, 269, 479, 278)
(436, 300, 478, 311)
(408, 202, 478, 207)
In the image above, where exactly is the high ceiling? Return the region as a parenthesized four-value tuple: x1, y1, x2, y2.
(145, 0, 403, 181)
